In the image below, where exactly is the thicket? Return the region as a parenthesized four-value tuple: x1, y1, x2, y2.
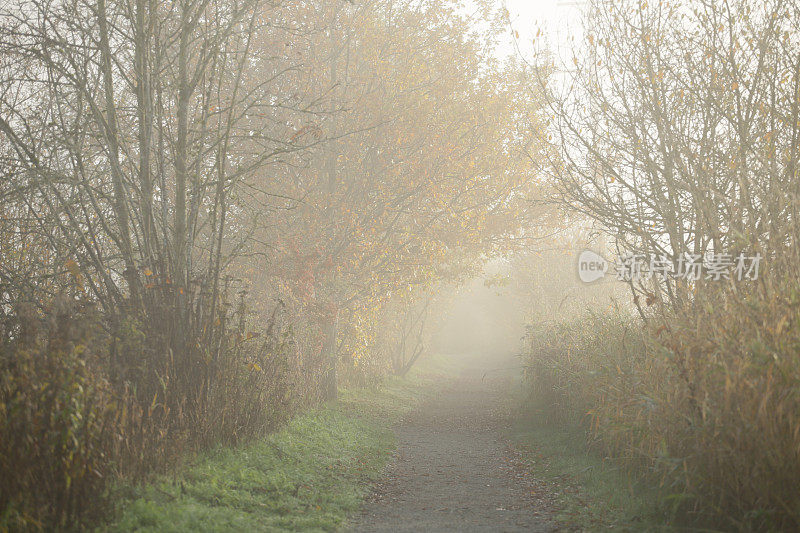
(0, 0, 544, 528)
(520, 0, 800, 529)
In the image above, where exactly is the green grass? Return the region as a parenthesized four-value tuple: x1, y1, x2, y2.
(104, 361, 442, 532)
(506, 360, 683, 531)
(510, 417, 681, 531)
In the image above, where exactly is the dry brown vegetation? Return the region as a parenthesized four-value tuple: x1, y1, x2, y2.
(2, 0, 799, 528)
(0, 0, 545, 528)
(520, 0, 800, 529)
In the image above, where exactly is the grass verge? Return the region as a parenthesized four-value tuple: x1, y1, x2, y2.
(508, 371, 679, 532)
(510, 418, 679, 531)
(103, 361, 442, 532)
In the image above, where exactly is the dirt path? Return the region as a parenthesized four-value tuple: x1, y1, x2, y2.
(350, 354, 557, 532)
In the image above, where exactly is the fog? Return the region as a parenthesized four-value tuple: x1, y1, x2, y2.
(434, 264, 527, 358)
(1, 0, 799, 530)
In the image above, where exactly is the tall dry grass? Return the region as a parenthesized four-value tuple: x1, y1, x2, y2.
(524, 283, 800, 530)
(0, 294, 318, 530)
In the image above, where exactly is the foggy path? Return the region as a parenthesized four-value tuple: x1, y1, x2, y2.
(350, 354, 556, 533)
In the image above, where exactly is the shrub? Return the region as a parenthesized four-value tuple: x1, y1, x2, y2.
(524, 286, 800, 530)
(0, 298, 119, 529)
(0, 294, 311, 530)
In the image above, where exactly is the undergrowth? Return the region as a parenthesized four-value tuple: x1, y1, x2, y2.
(103, 358, 439, 532)
(521, 282, 800, 531)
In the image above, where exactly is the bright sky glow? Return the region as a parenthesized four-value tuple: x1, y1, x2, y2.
(497, 0, 585, 62)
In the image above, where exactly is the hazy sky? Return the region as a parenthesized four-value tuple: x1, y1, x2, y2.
(499, 0, 584, 60)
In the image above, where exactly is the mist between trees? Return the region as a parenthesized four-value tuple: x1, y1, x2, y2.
(513, 0, 800, 529)
(0, 0, 546, 528)
(1, 0, 800, 530)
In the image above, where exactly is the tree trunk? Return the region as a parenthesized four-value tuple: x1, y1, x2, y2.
(322, 311, 338, 401)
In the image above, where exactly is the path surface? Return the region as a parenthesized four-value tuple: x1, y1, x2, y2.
(350, 354, 557, 532)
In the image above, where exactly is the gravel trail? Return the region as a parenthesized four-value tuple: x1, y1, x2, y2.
(350, 354, 557, 532)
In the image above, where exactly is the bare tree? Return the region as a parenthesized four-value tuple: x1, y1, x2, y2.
(526, 0, 800, 308)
